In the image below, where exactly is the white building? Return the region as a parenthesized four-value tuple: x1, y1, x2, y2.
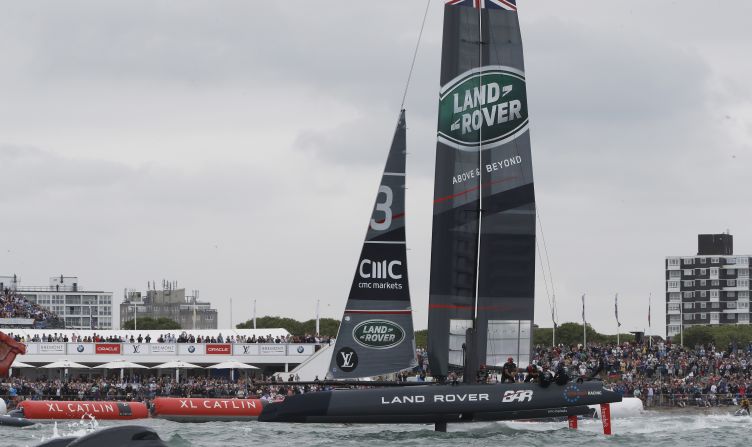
(15, 275, 114, 330)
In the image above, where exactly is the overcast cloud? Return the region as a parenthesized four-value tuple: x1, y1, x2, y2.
(1, 1, 751, 337)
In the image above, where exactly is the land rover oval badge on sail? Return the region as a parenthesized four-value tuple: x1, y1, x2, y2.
(438, 65, 529, 151)
(352, 320, 405, 349)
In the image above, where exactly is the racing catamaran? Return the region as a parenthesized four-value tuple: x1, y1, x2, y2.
(259, 0, 621, 431)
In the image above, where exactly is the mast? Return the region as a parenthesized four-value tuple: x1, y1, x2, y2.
(428, 0, 535, 379)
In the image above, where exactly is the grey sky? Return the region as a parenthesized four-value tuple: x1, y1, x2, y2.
(1, 1, 750, 336)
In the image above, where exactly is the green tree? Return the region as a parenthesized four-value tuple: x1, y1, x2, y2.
(415, 329, 428, 349)
(236, 316, 340, 337)
(121, 317, 181, 330)
(533, 322, 634, 347)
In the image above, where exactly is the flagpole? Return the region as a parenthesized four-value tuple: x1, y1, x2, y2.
(582, 294, 586, 349)
(649, 292, 653, 348)
(615, 293, 620, 346)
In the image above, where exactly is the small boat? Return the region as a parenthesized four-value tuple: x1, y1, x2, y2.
(734, 408, 749, 417)
(0, 413, 36, 427)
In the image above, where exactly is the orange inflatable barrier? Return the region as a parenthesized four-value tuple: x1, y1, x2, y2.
(152, 397, 263, 422)
(18, 400, 148, 420)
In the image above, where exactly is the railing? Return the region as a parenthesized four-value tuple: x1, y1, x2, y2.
(20, 342, 323, 358)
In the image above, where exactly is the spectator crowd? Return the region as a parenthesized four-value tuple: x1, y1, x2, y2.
(1, 289, 62, 328)
(4, 331, 332, 345)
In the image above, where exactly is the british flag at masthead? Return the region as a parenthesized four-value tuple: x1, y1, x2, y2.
(445, 0, 517, 11)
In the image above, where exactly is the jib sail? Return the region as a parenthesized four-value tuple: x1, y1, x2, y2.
(328, 110, 417, 379)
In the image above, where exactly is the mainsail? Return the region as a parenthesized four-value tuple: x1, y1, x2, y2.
(328, 110, 417, 379)
(427, 0, 535, 378)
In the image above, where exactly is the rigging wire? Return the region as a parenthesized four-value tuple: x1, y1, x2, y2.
(400, 0, 432, 110)
(537, 210, 559, 325)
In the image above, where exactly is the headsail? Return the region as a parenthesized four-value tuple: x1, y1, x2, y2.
(328, 110, 417, 379)
(428, 0, 535, 378)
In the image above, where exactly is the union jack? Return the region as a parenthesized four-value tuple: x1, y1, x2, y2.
(446, 0, 517, 11)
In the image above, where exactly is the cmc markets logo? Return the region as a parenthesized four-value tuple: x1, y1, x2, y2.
(188, 345, 196, 353)
(438, 65, 528, 151)
(352, 320, 405, 349)
(335, 347, 358, 373)
(358, 259, 402, 280)
(296, 346, 305, 354)
(76, 345, 84, 353)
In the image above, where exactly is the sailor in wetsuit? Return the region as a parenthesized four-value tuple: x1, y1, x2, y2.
(501, 357, 517, 383)
(524, 363, 540, 383)
(741, 398, 750, 415)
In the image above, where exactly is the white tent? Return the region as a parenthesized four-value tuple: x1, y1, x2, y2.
(97, 360, 148, 380)
(10, 360, 34, 368)
(41, 360, 89, 369)
(207, 361, 258, 370)
(153, 360, 202, 381)
(208, 361, 258, 381)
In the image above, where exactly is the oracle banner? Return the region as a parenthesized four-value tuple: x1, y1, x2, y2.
(95, 343, 121, 354)
(206, 344, 231, 355)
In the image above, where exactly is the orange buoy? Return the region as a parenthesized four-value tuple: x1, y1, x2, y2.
(18, 401, 148, 420)
(152, 397, 263, 422)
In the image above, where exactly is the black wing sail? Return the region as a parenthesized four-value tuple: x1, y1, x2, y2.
(428, 0, 535, 377)
(328, 110, 417, 379)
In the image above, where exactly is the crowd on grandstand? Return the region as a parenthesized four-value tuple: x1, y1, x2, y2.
(4, 331, 331, 345)
(1, 289, 61, 328)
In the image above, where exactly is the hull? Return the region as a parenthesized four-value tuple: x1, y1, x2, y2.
(259, 381, 621, 423)
(17, 400, 148, 420)
(152, 397, 263, 422)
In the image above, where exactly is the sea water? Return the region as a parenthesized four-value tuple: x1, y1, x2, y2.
(3, 411, 750, 447)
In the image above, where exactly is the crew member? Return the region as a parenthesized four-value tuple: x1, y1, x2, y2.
(741, 398, 750, 414)
(524, 363, 540, 383)
(501, 357, 517, 383)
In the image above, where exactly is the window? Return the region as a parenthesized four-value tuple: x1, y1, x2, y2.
(668, 258, 680, 266)
(700, 269, 707, 275)
(684, 269, 694, 276)
(700, 280, 707, 286)
(728, 291, 736, 298)
(740, 279, 749, 288)
(740, 314, 750, 323)
(728, 257, 738, 265)
(740, 269, 750, 278)
(712, 302, 720, 308)
(701, 302, 707, 309)
(683, 291, 694, 298)
(728, 313, 737, 320)
(712, 280, 720, 286)
(740, 291, 750, 300)
(684, 302, 693, 309)
(728, 269, 737, 276)
(684, 314, 693, 321)
(712, 257, 720, 263)
(728, 302, 737, 309)
(668, 303, 681, 311)
(739, 301, 750, 309)
(701, 258, 708, 264)
(700, 290, 707, 297)
(700, 313, 707, 319)
(739, 257, 750, 266)
(728, 280, 737, 287)
(683, 280, 694, 287)
(669, 271, 681, 278)
(669, 292, 681, 301)
(711, 290, 720, 299)
(668, 281, 680, 289)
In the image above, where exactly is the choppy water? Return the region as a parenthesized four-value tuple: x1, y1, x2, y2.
(3, 410, 751, 447)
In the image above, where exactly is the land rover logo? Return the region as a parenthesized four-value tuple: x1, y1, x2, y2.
(352, 320, 405, 349)
(336, 347, 358, 372)
(438, 65, 528, 151)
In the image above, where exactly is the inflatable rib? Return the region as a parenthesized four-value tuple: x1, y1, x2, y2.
(152, 397, 263, 422)
(17, 401, 148, 420)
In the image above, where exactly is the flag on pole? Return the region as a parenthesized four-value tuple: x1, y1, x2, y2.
(648, 293, 652, 327)
(581, 294, 586, 324)
(615, 294, 621, 327)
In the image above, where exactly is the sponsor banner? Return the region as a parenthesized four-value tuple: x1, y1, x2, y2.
(259, 344, 286, 356)
(177, 344, 205, 355)
(0, 318, 35, 326)
(72, 343, 96, 354)
(19, 400, 148, 420)
(150, 344, 176, 354)
(38, 343, 66, 355)
(288, 344, 315, 356)
(95, 343, 121, 354)
(122, 344, 148, 356)
(206, 344, 231, 355)
(153, 397, 262, 420)
(233, 344, 260, 356)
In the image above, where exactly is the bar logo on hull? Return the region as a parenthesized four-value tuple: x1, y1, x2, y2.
(352, 320, 405, 349)
(438, 66, 528, 151)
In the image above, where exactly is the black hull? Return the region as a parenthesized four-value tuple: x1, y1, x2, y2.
(259, 381, 620, 424)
